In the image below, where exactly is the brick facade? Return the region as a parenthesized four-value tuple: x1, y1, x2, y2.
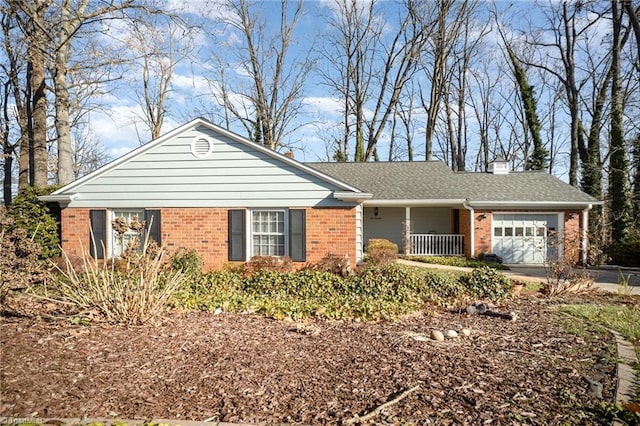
(60, 206, 357, 271)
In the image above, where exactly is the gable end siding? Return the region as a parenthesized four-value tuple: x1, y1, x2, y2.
(63, 127, 357, 209)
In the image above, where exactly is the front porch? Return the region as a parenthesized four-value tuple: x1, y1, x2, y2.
(362, 206, 470, 257)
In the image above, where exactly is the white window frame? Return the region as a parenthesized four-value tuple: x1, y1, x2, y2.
(109, 209, 145, 258)
(248, 209, 289, 258)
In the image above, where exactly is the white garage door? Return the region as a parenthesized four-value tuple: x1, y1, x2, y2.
(492, 214, 559, 264)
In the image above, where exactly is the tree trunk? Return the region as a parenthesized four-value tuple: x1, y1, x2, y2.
(28, 3, 49, 188)
(54, 36, 73, 184)
(609, 0, 632, 241)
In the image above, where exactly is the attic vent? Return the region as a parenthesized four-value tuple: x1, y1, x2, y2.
(191, 137, 213, 158)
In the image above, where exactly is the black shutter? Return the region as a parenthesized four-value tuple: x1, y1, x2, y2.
(145, 210, 162, 246)
(228, 209, 246, 261)
(289, 209, 306, 262)
(89, 210, 106, 259)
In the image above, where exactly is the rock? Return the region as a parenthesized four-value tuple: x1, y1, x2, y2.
(411, 334, 429, 342)
(584, 377, 603, 398)
(466, 305, 477, 314)
(508, 311, 518, 321)
(444, 330, 459, 339)
(475, 303, 488, 314)
(430, 330, 445, 341)
(461, 328, 471, 337)
(214, 308, 223, 315)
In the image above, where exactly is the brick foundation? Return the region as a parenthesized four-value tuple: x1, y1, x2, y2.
(60, 206, 357, 271)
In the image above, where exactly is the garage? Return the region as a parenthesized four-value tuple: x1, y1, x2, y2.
(492, 213, 560, 264)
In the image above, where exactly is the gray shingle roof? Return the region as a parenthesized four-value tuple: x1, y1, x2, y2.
(306, 161, 600, 204)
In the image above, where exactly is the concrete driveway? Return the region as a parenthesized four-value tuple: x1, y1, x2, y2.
(503, 266, 640, 295)
(397, 259, 640, 295)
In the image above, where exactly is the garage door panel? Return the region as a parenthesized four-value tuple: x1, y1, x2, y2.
(492, 214, 558, 264)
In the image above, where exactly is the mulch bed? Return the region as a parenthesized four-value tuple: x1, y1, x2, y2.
(0, 295, 620, 425)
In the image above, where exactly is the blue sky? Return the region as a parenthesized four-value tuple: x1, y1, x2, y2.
(78, 0, 627, 181)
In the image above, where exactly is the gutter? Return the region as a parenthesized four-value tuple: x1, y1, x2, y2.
(467, 200, 603, 208)
(38, 193, 78, 204)
(333, 191, 373, 203)
(363, 198, 467, 207)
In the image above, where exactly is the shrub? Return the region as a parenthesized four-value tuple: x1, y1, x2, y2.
(365, 238, 398, 265)
(606, 230, 640, 267)
(303, 252, 353, 277)
(459, 266, 512, 300)
(170, 248, 203, 276)
(422, 271, 466, 300)
(0, 208, 46, 305)
(244, 255, 293, 275)
(53, 237, 187, 325)
(6, 185, 61, 259)
(405, 255, 509, 270)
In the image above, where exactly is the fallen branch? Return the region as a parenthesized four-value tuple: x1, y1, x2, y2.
(345, 385, 420, 425)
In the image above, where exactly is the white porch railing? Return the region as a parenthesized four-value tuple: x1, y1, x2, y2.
(409, 234, 464, 256)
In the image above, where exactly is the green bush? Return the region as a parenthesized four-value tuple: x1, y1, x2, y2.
(170, 248, 203, 276)
(459, 266, 512, 300)
(606, 230, 640, 267)
(6, 185, 61, 259)
(405, 255, 509, 270)
(422, 271, 466, 300)
(365, 238, 398, 265)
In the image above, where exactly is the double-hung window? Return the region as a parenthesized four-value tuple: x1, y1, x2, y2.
(251, 210, 286, 256)
(111, 209, 145, 257)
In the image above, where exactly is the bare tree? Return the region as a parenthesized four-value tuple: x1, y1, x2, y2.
(420, 0, 472, 161)
(321, 0, 433, 162)
(205, 0, 313, 150)
(126, 16, 194, 142)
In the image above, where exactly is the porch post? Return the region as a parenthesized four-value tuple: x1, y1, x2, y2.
(404, 207, 411, 255)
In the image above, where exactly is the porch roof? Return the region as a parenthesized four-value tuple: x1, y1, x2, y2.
(305, 161, 600, 206)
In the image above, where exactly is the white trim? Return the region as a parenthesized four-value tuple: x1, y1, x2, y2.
(49, 117, 365, 197)
(365, 199, 467, 207)
(463, 203, 474, 259)
(248, 208, 288, 259)
(38, 193, 78, 203)
(468, 201, 600, 208)
(581, 207, 591, 265)
(108, 208, 145, 258)
(334, 191, 372, 202)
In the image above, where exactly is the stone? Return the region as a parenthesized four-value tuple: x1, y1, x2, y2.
(214, 308, 223, 315)
(466, 305, 477, 315)
(585, 378, 603, 398)
(475, 303, 488, 314)
(508, 311, 518, 321)
(444, 330, 459, 339)
(430, 330, 445, 342)
(461, 328, 471, 337)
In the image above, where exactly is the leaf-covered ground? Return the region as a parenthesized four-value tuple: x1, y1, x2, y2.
(0, 296, 621, 425)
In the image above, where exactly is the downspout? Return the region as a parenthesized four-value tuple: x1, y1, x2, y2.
(463, 201, 475, 259)
(582, 205, 592, 265)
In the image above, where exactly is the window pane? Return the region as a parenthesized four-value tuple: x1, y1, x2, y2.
(504, 227, 513, 237)
(251, 210, 286, 257)
(525, 227, 534, 237)
(515, 227, 523, 237)
(494, 228, 502, 237)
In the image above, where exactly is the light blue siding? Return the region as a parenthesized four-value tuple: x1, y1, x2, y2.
(65, 126, 352, 208)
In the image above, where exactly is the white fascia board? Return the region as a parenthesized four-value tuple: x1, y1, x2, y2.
(467, 200, 601, 209)
(333, 191, 373, 203)
(363, 199, 467, 207)
(38, 193, 78, 203)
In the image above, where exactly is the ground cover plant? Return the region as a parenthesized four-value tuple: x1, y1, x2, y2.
(404, 255, 509, 270)
(170, 262, 512, 321)
(0, 244, 634, 424)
